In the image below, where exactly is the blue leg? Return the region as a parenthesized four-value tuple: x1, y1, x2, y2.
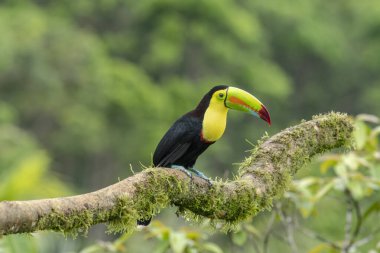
(188, 167, 212, 186)
(171, 165, 192, 179)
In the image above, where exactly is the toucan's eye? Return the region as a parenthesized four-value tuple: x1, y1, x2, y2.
(218, 93, 224, 99)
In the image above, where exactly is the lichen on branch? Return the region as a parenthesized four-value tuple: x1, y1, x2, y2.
(0, 112, 353, 236)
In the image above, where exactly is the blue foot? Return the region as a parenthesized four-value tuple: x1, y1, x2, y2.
(171, 165, 192, 179)
(188, 167, 212, 186)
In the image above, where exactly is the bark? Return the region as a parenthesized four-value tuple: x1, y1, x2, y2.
(0, 112, 353, 236)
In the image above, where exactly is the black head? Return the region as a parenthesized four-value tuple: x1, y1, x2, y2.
(206, 85, 229, 95)
(193, 85, 229, 115)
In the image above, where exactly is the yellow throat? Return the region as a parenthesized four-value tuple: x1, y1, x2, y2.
(202, 95, 229, 142)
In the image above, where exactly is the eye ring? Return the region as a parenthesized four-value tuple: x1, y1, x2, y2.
(218, 93, 224, 99)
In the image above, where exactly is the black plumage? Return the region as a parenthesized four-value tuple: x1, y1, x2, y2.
(153, 113, 212, 168)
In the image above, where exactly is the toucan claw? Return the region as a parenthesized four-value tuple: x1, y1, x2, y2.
(170, 165, 212, 186)
(171, 165, 192, 179)
(188, 167, 213, 186)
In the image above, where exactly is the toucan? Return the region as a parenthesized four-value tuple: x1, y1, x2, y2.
(137, 85, 271, 225)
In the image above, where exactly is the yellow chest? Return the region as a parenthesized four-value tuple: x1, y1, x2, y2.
(202, 103, 228, 142)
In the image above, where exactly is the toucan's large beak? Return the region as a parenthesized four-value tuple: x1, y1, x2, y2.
(225, 87, 271, 125)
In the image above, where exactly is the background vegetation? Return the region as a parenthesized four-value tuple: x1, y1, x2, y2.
(0, 0, 380, 252)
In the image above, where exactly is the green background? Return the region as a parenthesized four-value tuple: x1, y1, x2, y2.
(1, 0, 380, 252)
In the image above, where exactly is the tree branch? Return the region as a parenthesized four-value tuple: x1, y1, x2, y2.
(0, 112, 353, 236)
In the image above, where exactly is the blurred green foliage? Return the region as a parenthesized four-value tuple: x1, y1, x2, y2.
(79, 221, 223, 253)
(0, 0, 380, 252)
(0, 124, 71, 199)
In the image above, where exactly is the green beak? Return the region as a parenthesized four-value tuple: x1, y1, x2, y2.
(225, 87, 271, 125)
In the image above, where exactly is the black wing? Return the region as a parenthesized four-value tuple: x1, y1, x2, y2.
(153, 114, 201, 167)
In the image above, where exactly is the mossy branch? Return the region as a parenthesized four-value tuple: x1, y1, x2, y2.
(0, 112, 353, 236)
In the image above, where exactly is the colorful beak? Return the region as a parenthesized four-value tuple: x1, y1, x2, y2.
(225, 87, 271, 125)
